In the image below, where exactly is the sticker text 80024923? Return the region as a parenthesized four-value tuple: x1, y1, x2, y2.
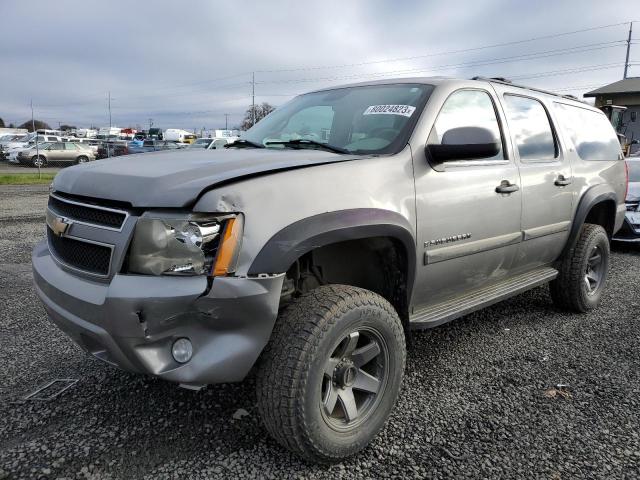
(363, 105, 416, 117)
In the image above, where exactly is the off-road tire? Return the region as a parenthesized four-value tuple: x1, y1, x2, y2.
(256, 285, 406, 463)
(550, 223, 610, 312)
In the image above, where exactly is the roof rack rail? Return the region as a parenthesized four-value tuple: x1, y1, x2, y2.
(471, 76, 512, 83)
(470, 76, 586, 103)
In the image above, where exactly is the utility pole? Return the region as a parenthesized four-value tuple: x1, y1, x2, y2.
(107, 91, 112, 158)
(251, 72, 255, 126)
(224, 113, 229, 130)
(624, 22, 633, 79)
(31, 99, 40, 179)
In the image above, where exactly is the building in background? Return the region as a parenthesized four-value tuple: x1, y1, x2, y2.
(584, 78, 640, 152)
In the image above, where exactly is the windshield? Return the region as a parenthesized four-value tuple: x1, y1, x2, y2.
(242, 83, 433, 155)
(189, 139, 213, 149)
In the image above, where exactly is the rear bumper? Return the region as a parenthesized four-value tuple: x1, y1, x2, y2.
(32, 240, 284, 386)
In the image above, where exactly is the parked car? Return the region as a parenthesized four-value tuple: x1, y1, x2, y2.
(34, 77, 626, 463)
(17, 141, 94, 167)
(5, 135, 62, 162)
(67, 137, 101, 154)
(613, 157, 640, 242)
(0, 133, 28, 157)
(127, 139, 183, 154)
(188, 137, 238, 150)
(148, 127, 163, 139)
(97, 141, 129, 159)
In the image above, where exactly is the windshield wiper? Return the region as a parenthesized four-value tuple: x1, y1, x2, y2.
(265, 139, 349, 154)
(224, 139, 265, 149)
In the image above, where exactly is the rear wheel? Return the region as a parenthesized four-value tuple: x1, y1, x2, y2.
(256, 285, 406, 463)
(31, 155, 46, 168)
(550, 223, 610, 312)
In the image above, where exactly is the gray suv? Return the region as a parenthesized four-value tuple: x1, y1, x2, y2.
(33, 77, 626, 463)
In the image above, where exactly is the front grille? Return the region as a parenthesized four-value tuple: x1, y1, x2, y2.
(49, 195, 127, 229)
(47, 228, 112, 275)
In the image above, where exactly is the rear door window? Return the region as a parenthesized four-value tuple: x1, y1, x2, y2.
(503, 95, 557, 161)
(554, 103, 622, 161)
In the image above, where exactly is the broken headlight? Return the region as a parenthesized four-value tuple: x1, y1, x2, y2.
(128, 215, 242, 276)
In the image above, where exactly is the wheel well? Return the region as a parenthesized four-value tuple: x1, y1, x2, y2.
(281, 237, 410, 329)
(584, 200, 616, 238)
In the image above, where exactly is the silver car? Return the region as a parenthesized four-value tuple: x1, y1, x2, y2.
(17, 141, 95, 167)
(33, 77, 626, 462)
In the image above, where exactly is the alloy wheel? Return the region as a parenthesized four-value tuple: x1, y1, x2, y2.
(320, 327, 388, 431)
(584, 245, 604, 295)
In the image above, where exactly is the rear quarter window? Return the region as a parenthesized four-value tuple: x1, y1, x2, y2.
(553, 103, 621, 161)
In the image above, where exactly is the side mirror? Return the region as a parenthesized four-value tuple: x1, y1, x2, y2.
(427, 126, 500, 162)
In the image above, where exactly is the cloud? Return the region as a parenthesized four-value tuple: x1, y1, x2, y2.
(0, 0, 634, 129)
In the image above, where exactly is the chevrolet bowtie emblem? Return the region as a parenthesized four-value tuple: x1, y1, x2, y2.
(46, 210, 72, 236)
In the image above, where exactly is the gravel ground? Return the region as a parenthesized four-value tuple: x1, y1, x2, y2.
(0, 185, 639, 479)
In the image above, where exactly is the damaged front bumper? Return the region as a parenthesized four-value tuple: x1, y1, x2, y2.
(32, 240, 284, 387)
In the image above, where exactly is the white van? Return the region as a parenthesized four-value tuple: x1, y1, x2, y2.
(76, 128, 98, 139)
(98, 127, 122, 139)
(164, 129, 198, 143)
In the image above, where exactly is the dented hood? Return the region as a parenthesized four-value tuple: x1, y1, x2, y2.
(52, 148, 361, 207)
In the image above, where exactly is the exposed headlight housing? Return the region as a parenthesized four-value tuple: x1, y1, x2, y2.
(128, 214, 243, 276)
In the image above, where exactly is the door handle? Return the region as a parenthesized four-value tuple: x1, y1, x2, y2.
(495, 180, 519, 194)
(554, 175, 572, 187)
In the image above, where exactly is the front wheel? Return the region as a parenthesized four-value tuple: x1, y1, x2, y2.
(550, 223, 610, 312)
(76, 155, 89, 164)
(256, 285, 406, 463)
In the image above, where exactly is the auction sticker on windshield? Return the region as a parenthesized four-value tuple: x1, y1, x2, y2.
(363, 105, 416, 117)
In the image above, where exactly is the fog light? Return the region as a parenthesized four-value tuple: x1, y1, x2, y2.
(172, 338, 193, 363)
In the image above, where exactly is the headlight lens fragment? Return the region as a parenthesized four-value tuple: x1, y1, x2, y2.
(128, 217, 222, 276)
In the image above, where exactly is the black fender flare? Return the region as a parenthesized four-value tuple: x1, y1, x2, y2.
(248, 208, 417, 297)
(562, 184, 618, 257)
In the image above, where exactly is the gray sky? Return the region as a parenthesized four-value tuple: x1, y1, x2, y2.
(0, 0, 637, 130)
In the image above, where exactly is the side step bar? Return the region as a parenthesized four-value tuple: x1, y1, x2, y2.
(409, 267, 558, 330)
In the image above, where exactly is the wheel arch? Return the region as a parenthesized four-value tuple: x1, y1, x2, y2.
(563, 184, 617, 257)
(248, 208, 417, 313)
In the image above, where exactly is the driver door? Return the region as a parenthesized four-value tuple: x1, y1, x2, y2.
(412, 88, 522, 307)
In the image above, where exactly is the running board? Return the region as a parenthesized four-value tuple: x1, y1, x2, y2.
(409, 267, 558, 330)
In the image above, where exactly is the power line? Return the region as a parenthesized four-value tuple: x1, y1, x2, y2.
(255, 41, 627, 86)
(29, 20, 637, 108)
(511, 62, 627, 80)
(255, 21, 636, 74)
